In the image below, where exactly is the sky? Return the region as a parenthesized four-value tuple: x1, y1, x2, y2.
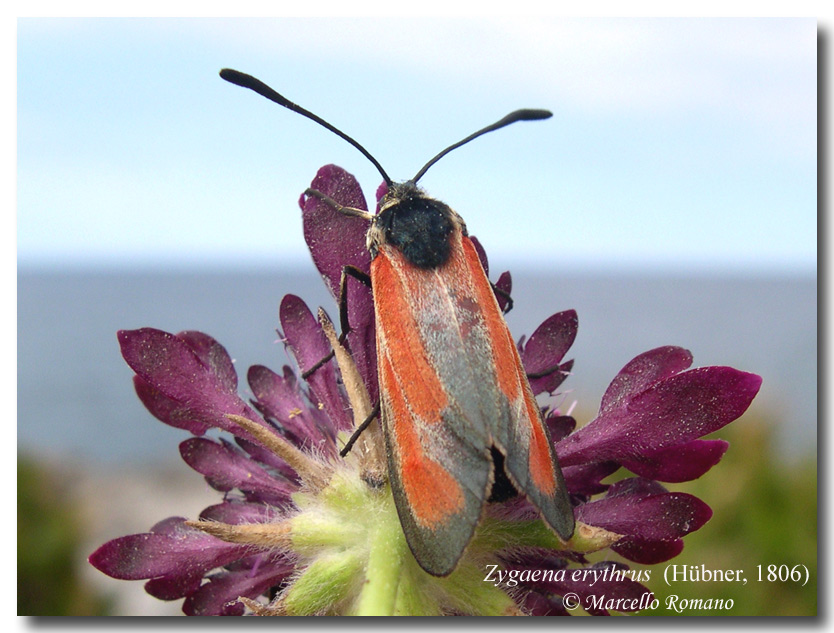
(17, 17, 816, 275)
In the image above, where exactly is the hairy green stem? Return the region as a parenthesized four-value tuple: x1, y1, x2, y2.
(354, 503, 407, 615)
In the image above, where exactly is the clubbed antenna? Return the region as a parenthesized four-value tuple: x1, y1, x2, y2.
(220, 68, 392, 186)
(220, 69, 552, 187)
(410, 109, 552, 184)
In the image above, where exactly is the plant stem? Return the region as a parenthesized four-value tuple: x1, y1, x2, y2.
(354, 506, 406, 615)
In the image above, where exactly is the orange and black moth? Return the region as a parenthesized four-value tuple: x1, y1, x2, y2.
(221, 69, 576, 576)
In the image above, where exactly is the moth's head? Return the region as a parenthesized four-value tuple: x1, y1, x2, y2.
(368, 182, 465, 270)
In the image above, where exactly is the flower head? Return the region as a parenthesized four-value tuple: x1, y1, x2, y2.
(89, 165, 761, 615)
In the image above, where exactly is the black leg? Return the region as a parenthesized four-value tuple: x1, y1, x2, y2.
(340, 402, 381, 457)
(301, 349, 335, 379)
(492, 283, 513, 314)
(338, 265, 372, 340)
(526, 363, 563, 380)
(302, 265, 372, 380)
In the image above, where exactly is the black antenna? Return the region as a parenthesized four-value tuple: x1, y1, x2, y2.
(220, 68, 393, 186)
(221, 69, 552, 189)
(410, 109, 552, 184)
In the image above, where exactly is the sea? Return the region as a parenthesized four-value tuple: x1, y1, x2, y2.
(17, 266, 817, 468)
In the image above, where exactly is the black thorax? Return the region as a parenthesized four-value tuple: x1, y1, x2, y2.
(374, 185, 457, 269)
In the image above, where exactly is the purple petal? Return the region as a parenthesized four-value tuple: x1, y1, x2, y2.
(133, 376, 212, 435)
(183, 555, 294, 616)
(576, 478, 712, 541)
(118, 328, 270, 442)
(530, 359, 574, 397)
(179, 438, 294, 505)
(145, 570, 205, 601)
(235, 435, 301, 484)
(521, 311, 578, 395)
(546, 414, 576, 443)
(199, 501, 280, 525)
(89, 517, 249, 584)
(621, 439, 729, 483)
(277, 295, 352, 431)
(600, 346, 693, 415)
(466, 239, 514, 317)
(248, 361, 338, 449)
(301, 164, 371, 292)
(613, 537, 685, 565)
(300, 166, 378, 400)
(177, 330, 238, 393)
(495, 271, 512, 312)
(375, 181, 388, 205)
(278, 294, 332, 374)
(469, 236, 490, 277)
(562, 461, 619, 496)
(557, 365, 762, 467)
(342, 277, 378, 403)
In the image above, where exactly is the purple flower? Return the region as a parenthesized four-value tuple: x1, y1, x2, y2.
(89, 165, 761, 616)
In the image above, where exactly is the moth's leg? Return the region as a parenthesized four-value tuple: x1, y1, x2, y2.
(492, 282, 513, 314)
(526, 364, 564, 380)
(340, 401, 381, 457)
(301, 264, 372, 380)
(304, 188, 373, 221)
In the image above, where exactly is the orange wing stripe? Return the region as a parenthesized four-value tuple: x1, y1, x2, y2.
(372, 253, 448, 423)
(381, 351, 465, 526)
(461, 237, 520, 402)
(522, 379, 558, 495)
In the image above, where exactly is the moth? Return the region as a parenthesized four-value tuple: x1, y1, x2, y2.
(221, 69, 575, 576)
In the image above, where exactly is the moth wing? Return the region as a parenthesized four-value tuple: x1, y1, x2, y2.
(457, 236, 576, 541)
(372, 249, 492, 577)
(493, 343, 575, 540)
(371, 231, 574, 577)
(377, 343, 490, 577)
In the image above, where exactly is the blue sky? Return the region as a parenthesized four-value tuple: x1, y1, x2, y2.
(17, 17, 816, 274)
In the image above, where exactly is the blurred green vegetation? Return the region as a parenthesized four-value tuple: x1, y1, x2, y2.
(630, 414, 817, 616)
(18, 455, 111, 616)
